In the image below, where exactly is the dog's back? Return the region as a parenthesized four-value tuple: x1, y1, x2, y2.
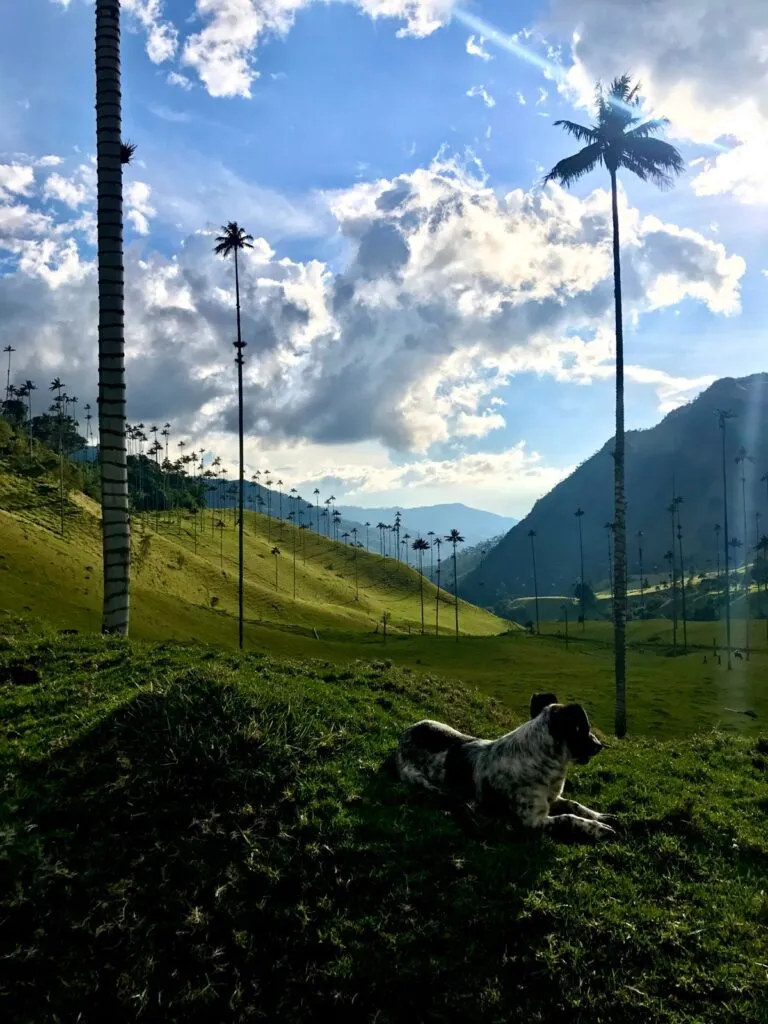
(395, 720, 485, 797)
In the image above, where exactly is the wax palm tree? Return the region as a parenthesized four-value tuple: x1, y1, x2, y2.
(95, 0, 137, 634)
(433, 536, 443, 635)
(271, 546, 281, 590)
(546, 75, 684, 736)
(21, 379, 36, 457)
(713, 523, 722, 584)
(718, 409, 735, 669)
(402, 532, 411, 567)
(528, 529, 540, 635)
(365, 521, 371, 552)
(214, 221, 253, 648)
(49, 378, 66, 534)
(445, 529, 465, 641)
(574, 507, 586, 628)
(603, 521, 615, 603)
(412, 537, 430, 634)
(3, 344, 14, 404)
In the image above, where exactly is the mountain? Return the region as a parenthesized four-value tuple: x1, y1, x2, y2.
(337, 503, 518, 548)
(461, 373, 768, 609)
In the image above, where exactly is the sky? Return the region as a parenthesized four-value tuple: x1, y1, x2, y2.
(0, 0, 765, 517)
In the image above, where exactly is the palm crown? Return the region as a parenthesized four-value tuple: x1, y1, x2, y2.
(544, 75, 684, 189)
(214, 221, 254, 259)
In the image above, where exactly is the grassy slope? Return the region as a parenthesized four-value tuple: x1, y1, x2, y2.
(0, 471, 503, 641)
(1, 627, 767, 1023)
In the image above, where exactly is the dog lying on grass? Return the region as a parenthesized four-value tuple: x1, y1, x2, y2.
(393, 692, 617, 842)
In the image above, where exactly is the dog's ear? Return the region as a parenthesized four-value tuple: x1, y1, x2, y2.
(530, 692, 559, 719)
(548, 703, 586, 743)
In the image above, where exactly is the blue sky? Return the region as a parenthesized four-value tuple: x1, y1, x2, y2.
(1, 0, 766, 516)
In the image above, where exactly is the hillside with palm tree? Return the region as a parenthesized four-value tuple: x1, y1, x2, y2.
(461, 373, 768, 619)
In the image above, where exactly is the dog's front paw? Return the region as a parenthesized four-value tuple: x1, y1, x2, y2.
(591, 820, 617, 840)
(598, 812, 620, 826)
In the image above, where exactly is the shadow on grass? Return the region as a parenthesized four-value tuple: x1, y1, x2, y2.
(1, 674, 560, 1023)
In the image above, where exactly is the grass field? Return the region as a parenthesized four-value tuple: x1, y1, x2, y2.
(0, 471, 503, 641)
(1, 626, 767, 1023)
(1, 472, 765, 742)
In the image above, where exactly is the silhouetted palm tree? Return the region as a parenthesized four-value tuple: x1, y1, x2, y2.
(718, 409, 735, 669)
(528, 529, 540, 635)
(3, 344, 14, 404)
(445, 529, 465, 641)
(433, 536, 443, 635)
(604, 521, 614, 603)
(714, 523, 722, 583)
(574, 507, 585, 628)
(95, 0, 135, 634)
(412, 537, 430, 633)
(271, 546, 280, 590)
(214, 220, 254, 650)
(546, 75, 684, 737)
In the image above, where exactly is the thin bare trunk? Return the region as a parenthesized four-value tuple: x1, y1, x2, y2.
(234, 246, 245, 649)
(610, 168, 627, 737)
(96, 0, 130, 634)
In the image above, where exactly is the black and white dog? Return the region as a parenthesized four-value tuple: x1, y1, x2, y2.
(393, 692, 617, 841)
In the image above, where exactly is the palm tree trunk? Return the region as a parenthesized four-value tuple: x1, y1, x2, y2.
(234, 246, 245, 649)
(96, 0, 130, 635)
(530, 534, 540, 635)
(419, 553, 425, 634)
(609, 168, 627, 737)
(453, 544, 459, 642)
(721, 420, 732, 669)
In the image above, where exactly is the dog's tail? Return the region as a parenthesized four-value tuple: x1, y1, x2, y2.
(379, 750, 399, 779)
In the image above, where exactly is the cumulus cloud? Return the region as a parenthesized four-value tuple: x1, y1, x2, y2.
(466, 85, 496, 108)
(57, 0, 459, 98)
(43, 172, 89, 209)
(0, 163, 35, 200)
(544, 0, 768, 205)
(0, 153, 744, 474)
(125, 181, 157, 235)
(466, 34, 492, 60)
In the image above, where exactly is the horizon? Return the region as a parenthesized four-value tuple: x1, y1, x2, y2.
(2, 0, 767, 518)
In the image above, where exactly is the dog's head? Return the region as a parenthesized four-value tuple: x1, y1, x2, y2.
(548, 703, 606, 765)
(529, 692, 559, 719)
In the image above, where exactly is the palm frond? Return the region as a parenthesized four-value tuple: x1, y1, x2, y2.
(618, 136, 685, 189)
(551, 119, 599, 144)
(120, 140, 137, 165)
(625, 117, 669, 139)
(543, 142, 603, 188)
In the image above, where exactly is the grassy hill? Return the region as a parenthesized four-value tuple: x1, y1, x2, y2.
(1, 626, 767, 1022)
(0, 470, 503, 645)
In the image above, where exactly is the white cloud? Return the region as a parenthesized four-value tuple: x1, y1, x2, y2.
(516, 91, 526, 105)
(536, 87, 548, 105)
(466, 34, 492, 60)
(37, 155, 63, 167)
(123, 0, 178, 64)
(125, 181, 157, 235)
(167, 70, 193, 90)
(0, 163, 35, 200)
(545, 0, 768, 205)
(0, 153, 744, 479)
(43, 172, 88, 209)
(466, 84, 496, 108)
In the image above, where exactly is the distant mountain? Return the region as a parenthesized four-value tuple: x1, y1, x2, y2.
(337, 503, 518, 548)
(461, 373, 768, 608)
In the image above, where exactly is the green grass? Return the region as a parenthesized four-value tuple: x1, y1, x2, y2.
(1, 625, 767, 1022)
(0, 471, 503, 641)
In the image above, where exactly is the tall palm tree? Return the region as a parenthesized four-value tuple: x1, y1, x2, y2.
(735, 445, 754, 660)
(214, 221, 253, 650)
(714, 523, 722, 584)
(271, 546, 280, 590)
(402, 533, 411, 567)
(546, 75, 684, 737)
(718, 409, 735, 670)
(3, 344, 14, 405)
(528, 529, 540, 635)
(445, 529, 465, 641)
(313, 487, 320, 532)
(22, 376, 36, 456)
(427, 530, 435, 577)
(636, 530, 645, 617)
(365, 521, 371, 552)
(95, 0, 136, 634)
(574, 507, 586, 628)
(433, 536, 443, 635)
(412, 537, 430, 634)
(604, 521, 614, 603)
(49, 378, 66, 535)
(677, 520, 688, 653)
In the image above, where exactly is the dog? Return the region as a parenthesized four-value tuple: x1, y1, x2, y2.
(393, 692, 616, 841)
